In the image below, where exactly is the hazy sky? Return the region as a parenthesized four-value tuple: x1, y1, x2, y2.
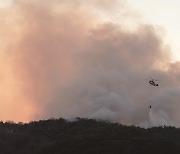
(0, 0, 180, 128)
(127, 0, 180, 61)
(0, 0, 180, 60)
(1, 0, 180, 60)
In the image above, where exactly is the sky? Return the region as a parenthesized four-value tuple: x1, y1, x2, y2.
(127, 0, 180, 61)
(0, 0, 180, 128)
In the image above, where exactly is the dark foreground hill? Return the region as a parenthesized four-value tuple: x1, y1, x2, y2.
(0, 118, 180, 154)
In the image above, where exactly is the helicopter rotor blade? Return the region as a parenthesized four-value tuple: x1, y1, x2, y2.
(153, 79, 161, 81)
(148, 77, 160, 81)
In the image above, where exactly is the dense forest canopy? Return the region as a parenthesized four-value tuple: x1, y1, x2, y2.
(0, 118, 179, 154)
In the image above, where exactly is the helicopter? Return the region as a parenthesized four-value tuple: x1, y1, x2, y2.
(146, 77, 160, 86)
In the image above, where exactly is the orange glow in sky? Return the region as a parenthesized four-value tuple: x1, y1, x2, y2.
(0, 1, 180, 126)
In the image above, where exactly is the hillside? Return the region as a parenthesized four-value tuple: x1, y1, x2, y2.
(0, 118, 179, 154)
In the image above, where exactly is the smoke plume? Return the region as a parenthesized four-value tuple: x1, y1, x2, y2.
(0, 0, 180, 127)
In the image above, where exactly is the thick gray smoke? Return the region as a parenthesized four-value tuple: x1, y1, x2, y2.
(1, 0, 180, 127)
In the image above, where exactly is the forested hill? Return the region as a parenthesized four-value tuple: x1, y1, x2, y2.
(0, 118, 180, 154)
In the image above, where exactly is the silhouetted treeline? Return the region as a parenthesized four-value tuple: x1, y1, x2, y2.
(0, 118, 179, 154)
